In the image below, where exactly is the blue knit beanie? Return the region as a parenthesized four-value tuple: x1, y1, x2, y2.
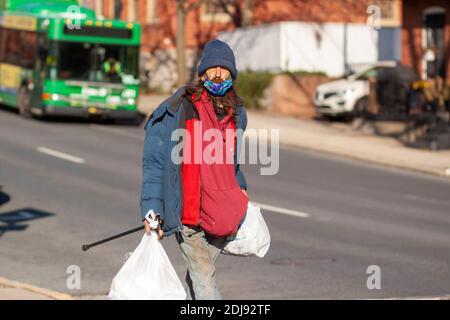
(197, 39, 237, 80)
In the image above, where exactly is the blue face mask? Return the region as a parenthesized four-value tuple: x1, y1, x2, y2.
(203, 77, 233, 96)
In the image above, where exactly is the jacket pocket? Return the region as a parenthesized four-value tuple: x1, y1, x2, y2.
(199, 185, 248, 237)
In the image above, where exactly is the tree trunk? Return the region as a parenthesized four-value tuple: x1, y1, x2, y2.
(114, 0, 122, 19)
(241, 0, 253, 27)
(176, 0, 187, 87)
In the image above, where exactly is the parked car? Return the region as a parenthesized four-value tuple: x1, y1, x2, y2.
(314, 61, 399, 118)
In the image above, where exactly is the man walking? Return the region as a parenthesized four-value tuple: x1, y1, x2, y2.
(140, 39, 249, 300)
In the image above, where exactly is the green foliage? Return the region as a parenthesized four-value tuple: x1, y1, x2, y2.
(281, 70, 327, 77)
(234, 70, 326, 109)
(235, 71, 273, 109)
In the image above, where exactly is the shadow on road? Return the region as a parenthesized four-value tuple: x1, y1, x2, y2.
(0, 104, 19, 116)
(0, 189, 55, 239)
(0, 188, 10, 206)
(39, 114, 146, 127)
(314, 112, 450, 150)
(313, 114, 352, 123)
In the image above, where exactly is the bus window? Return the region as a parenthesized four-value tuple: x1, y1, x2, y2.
(2, 29, 37, 68)
(4, 29, 20, 65)
(21, 31, 37, 69)
(55, 42, 138, 83)
(98, 45, 139, 83)
(58, 42, 95, 81)
(124, 46, 139, 79)
(102, 56, 122, 83)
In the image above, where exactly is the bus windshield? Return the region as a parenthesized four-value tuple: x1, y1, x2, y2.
(48, 42, 139, 84)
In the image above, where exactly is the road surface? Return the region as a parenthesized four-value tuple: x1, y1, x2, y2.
(0, 107, 449, 299)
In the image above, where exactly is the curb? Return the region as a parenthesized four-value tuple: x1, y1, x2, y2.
(245, 111, 450, 181)
(0, 276, 75, 300)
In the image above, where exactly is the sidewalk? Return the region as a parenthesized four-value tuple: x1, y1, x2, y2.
(247, 110, 450, 178)
(139, 94, 450, 179)
(0, 277, 75, 300)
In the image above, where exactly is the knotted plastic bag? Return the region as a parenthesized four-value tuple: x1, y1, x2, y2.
(222, 202, 270, 258)
(108, 232, 186, 300)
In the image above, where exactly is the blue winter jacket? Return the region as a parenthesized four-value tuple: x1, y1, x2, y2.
(140, 87, 248, 237)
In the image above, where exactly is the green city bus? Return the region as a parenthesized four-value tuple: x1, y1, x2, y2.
(0, 0, 142, 120)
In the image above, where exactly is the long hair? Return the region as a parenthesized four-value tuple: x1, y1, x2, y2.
(184, 77, 242, 117)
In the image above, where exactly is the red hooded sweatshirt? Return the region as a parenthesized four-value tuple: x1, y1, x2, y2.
(181, 89, 248, 236)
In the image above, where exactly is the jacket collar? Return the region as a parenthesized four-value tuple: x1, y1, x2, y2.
(146, 86, 244, 129)
(165, 87, 243, 117)
(145, 86, 186, 129)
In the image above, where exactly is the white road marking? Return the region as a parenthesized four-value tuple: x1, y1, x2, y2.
(37, 147, 85, 164)
(90, 125, 144, 140)
(253, 202, 310, 218)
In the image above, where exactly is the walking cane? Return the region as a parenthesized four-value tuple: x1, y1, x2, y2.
(82, 214, 164, 251)
(82, 226, 145, 251)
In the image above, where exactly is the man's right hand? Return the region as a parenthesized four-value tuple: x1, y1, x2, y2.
(144, 219, 152, 234)
(143, 218, 164, 240)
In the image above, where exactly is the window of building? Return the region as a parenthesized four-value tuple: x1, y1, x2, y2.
(423, 7, 446, 79)
(147, 0, 158, 24)
(95, 0, 104, 17)
(201, 0, 235, 23)
(128, 0, 137, 21)
(369, 0, 401, 27)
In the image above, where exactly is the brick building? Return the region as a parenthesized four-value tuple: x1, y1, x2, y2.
(80, 0, 449, 90)
(402, 0, 449, 82)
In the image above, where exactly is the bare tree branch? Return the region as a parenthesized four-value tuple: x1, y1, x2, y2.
(217, 0, 234, 16)
(217, 0, 244, 27)
(186, 0, 206, 13)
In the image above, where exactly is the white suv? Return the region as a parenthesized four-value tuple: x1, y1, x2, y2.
(314, 61, 397, 118)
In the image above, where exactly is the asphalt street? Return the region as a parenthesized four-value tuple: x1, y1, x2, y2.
(0, 106, 449, 299)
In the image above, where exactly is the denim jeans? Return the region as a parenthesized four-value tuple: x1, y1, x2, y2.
(175, 224, 229, 300)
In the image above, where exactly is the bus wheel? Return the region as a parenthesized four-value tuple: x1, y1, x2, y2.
(18, 87, 33, 118)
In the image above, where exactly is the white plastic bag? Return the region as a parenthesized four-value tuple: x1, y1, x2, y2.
(108, 232, 186, 300)
(222, 202, 270, 258)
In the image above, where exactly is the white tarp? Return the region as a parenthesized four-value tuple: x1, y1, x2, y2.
(218, 21, 379, 77)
